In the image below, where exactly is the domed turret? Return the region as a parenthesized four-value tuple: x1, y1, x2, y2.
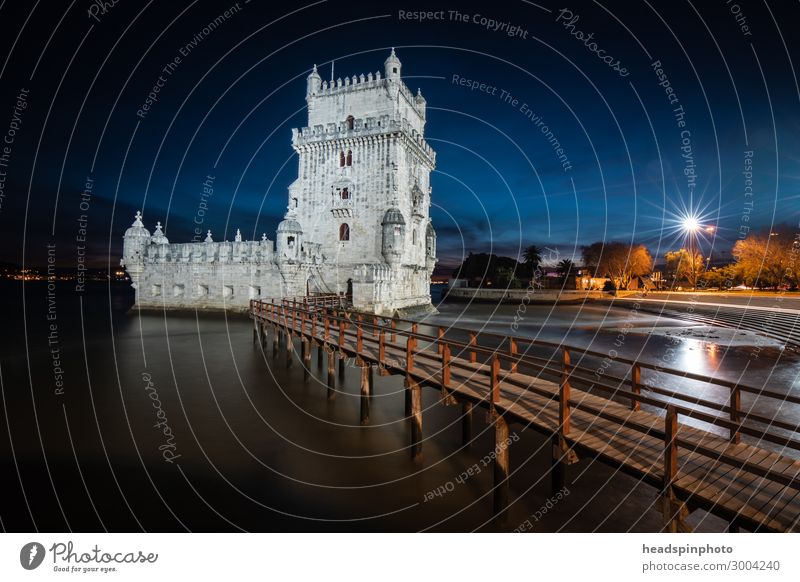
(277, 211, 303, 263)
(121, 211, 151, 286)
(381, 207, 405, 265)
(384, 48, 401, 80)
(425, 221, 436, 258)
(307, 64, 322, 97)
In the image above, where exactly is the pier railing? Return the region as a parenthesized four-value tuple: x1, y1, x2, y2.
(253, 298, 800, 450)
(250, 298, 800, 531)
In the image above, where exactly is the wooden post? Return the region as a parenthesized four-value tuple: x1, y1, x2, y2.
(469, 332, 477, 363)
(391, 318, 397, 343)
(461, 402, 473, 447)
(406, 334, 414, 373)
(437, 326, 445, 355)
(360, 360, 370, 425)
(317, 340, 324, 369)
(490, 354, 500, 405)
(441, 343, 451, 388)
(663, 405, 679, 533)
(324, 315, 330, 343)
(631, 363, 641, 411)
(356, 315, 363, 353)
(253, 318, 258, 344)
(560, 348, 571, 437)
(409, 380, 423, 462)
(729, 385, 741, 444)
(379, 329, 386, 364)
(327, 347, 336, 400)
(509, 338, 518, 374)
(494, 415, 510, 524)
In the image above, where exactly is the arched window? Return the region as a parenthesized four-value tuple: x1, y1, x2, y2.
(287, 236, 295, 248)
(339, 151, 345, 167)
(412, 229, 417, 245)
(340, 187, 350, 200)
(346, 115, 354, 130)
(339, 223, 350, 241)
(346, 150, 352, 166)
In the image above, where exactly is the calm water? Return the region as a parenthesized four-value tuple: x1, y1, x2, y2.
(1, 281, 797, 532)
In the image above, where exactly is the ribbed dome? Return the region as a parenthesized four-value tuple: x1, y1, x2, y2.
(150, 221, 169, 244)
(382, 207, 405, 225)
(277, 216, 303, 233)
(125, 211, 150, 238)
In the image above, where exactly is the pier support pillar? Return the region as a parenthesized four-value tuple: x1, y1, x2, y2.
(494, 415, 510, 524)
(409, 380, 423, 463)
(272, 327, 279, 358)
(285, 332, 293, 368)
(404, 380, 412, 416)
(359, 360, 371, 425)
(302, 337, 311, 379)
(317, 342, 323, 369)
(338, 355, 346, 381)
(461, 402, 473, 447)
(260, 324, 267, 349)
(551, 437, 578, 497)
(326, 347, 336, 400)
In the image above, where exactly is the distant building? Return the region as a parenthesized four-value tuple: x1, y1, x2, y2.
(122, 50, 437, 315)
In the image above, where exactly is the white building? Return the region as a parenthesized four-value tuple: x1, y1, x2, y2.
(121, 50, 437, 315)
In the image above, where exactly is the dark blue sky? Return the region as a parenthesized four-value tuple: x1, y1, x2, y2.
(0, 0, 798, 273)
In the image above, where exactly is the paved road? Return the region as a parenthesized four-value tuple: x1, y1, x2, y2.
(611, 293, 800, 346)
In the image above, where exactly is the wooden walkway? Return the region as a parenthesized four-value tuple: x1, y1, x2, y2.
(250, 297, 800, 532)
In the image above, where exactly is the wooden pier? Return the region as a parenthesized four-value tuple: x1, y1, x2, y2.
(249, 296, 800, 532)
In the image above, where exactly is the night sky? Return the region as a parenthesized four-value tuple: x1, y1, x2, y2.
(0, 0, 798, 274)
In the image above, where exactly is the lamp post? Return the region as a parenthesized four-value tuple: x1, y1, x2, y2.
(683, 217, 700, 290)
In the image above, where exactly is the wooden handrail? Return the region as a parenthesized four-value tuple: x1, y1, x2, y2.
(250, 299, 800, 453)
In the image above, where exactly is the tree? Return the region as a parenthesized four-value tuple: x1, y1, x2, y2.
(523, 245, 542, 271)
(556, 259, 574, 283)
(665, 248, 705, 288)
(732, 225, 800, 289)
(583, 241, 653, 289)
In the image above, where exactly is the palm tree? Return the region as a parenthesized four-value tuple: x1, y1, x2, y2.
(557, 259, 574, 282)
(523, 245, 542, 269)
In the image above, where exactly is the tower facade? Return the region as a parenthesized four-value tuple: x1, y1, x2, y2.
(122, 50, 436, 315)
(289, 49, 437, 314)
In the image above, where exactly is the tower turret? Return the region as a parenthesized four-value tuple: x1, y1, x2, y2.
(381, 207, 406, 265)
(121, 211, 150, 289)
(384, 48, 401, 80)
(307, 64, 322, 97)
(277, 210, 303, 263)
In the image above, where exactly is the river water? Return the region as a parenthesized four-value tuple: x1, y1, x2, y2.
(1, 281, 797, 532)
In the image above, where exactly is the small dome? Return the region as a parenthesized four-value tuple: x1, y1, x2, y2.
(124, 211, 150, 238)
(277, 212, 303, 233)
(382, 207, 405, 225)
(150, 221, 169, 244)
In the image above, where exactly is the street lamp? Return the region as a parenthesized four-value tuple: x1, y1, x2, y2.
(682, 216, 700, 290)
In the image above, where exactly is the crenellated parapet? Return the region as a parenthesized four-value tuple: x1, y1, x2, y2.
(142, 238, 275, 265)
(292, 115, 435, 164)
